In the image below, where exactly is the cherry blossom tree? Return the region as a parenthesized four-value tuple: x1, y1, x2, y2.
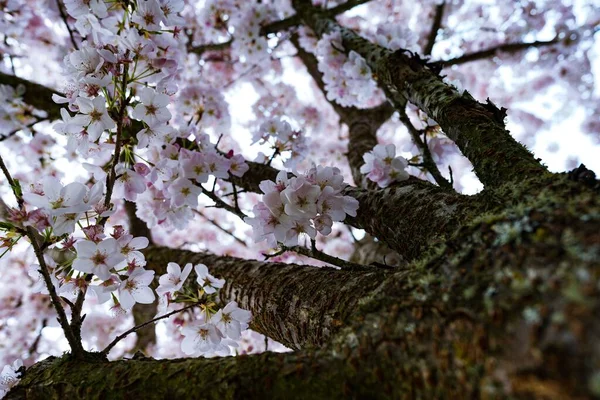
(0, 0, 599, 398)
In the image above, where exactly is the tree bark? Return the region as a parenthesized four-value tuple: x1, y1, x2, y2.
(10, 174, 600, 398)
(144, 247, 389, 350)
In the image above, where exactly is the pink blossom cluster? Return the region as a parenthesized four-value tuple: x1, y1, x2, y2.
(228, 3, 276, 66)
(177, 85, 231, 134)
(245, 166, 359, 247)
(19, 176, 106, 235)
(155, 262, 252, 356)
(53, 0, 185, 159)
(313, 30, 385, 108)
(253, 118, 308, 168)
(134, 132, 248, 230)
(360, 144, 410, 188)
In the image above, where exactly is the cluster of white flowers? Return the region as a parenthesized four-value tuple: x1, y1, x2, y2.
(0, 359, 22, 398)
(156, 262, 251, 356)
(360, 144, 409, 188)
(177, 85, 231, 134)
(253, 118, 307, 167)
(315, 30, 385, 108)
(229, 3, 275, 66)
(245, 166, 359, 247)
(134, 131, 248, 230)
(22, 176, 106, 235)
(374, 25, 419, 52)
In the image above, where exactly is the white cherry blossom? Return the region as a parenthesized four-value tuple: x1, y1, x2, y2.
(73, 238, 125, 281)
(118, 269, 155, 310)
(156, 262, 192, 296)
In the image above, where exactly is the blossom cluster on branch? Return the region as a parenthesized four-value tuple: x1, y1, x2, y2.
(246, 166, 359, 247)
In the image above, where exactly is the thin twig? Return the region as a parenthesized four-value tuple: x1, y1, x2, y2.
(0, 117, 48, 142)
(28, 318, 48, 356)
(102, 302, 200, 355)
(397, 106, 453, 190)
(56, 0, 79, 50)
(193, 209, 248, 247)
(199, 185, 248, 220)
(101, 55, 129, 221)
(433, 37, 560, 67)
(424, 1, 445, 56)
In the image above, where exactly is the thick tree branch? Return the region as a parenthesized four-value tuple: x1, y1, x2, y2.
(0, 72, 62, 121)
(292, 0, 548, 188)
(144, 246, 389, 350)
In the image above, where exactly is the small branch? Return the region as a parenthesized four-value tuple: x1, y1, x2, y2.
(423, 1, 445, 56)
(102, 302, 200, 355)
(0, 117, 48, 142)
(69, 287, 86, 340)
(397, 107, 453, 191)
(0, 155, 24, 210)
(434, 37, 559, 67)
(101, 56, 129, 222)
(193, 209, 247, 247)
(199, 185, 248, 220)
(27, 319, 47, 356)
(56, 0, 79, 50)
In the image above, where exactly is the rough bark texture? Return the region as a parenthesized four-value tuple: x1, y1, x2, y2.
(144, 247, 389, 350)
(292, 0, 548, 189)
(10, 174, 600, 399)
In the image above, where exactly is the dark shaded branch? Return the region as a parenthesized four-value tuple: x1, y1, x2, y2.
(200, 185, 248, 220)
(423, 1, 445, 56)
(343, 178, 483, 260)
(435, 37, 560, 67)
(261, 0, 374, 36)
(0, 72, 62, 120)
(9, 350, 365, 399)
(292, 0, 548, 188)
(144, 246, 388, 349)
(188, 39, 233, 56)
